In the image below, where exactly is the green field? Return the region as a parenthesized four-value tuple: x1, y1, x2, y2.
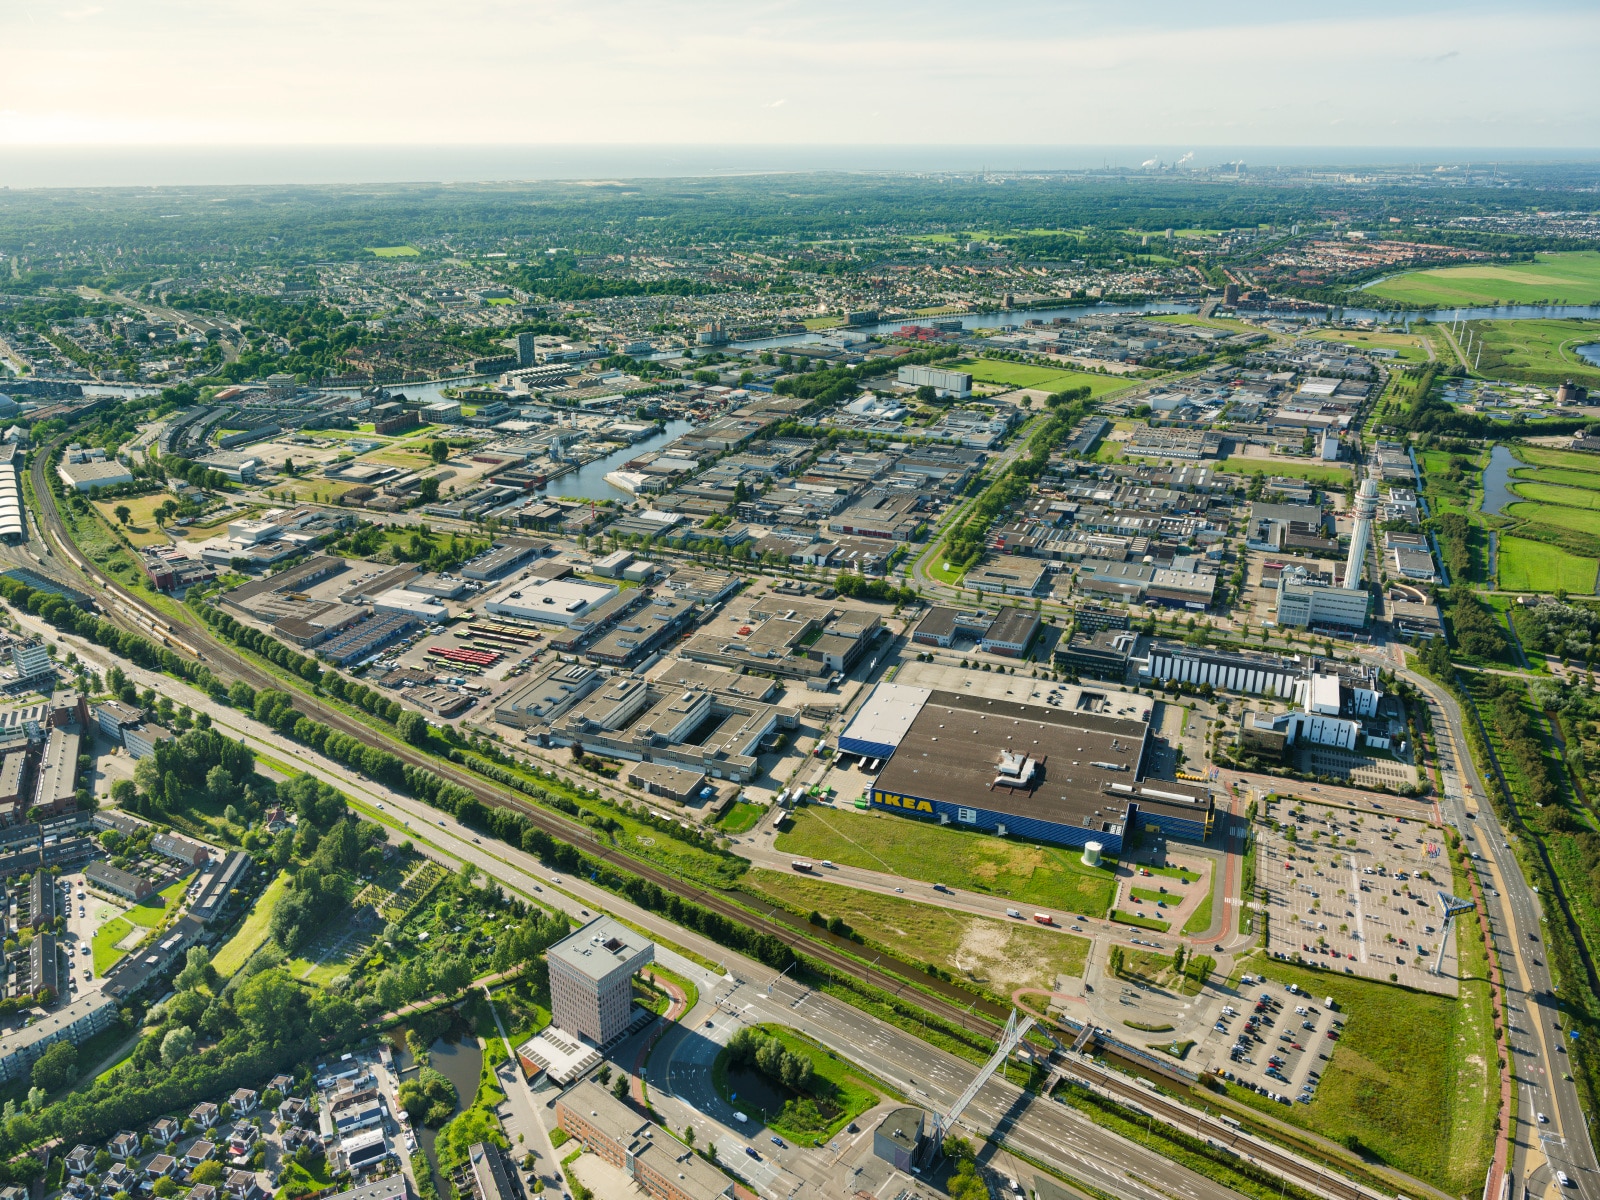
(1214, 455, 1354, 486)
(745, 869, 1090, 994)
(1217, 923, 1495, 1194)
(775, 807, 1117, 913)
(1513, 467, 1600, 493)
(1364, 252, 1600, 308)
(1181, 872, 1217, 936)
(1516, 445, 1600, 472)
(125, 877, 191, 928)
(367, 245, 420, 257)
(212, 870, 289, 976)
(1503, 501, 1600, 537)
(1496, 534, 1598, 594)
(958, 359, 1133, 398)
(1309, 329, 1433, 364)
(92, 917, 136, 975)
(716, 802, 765, 834)
(1509, 482, 1600, 511)
(1462, 318, 1600, 386)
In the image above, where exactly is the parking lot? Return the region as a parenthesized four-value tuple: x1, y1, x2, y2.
(1256, 797, 1458, 995)
(59, 869, 126, 999)
(1209, 973, 1344, 1108)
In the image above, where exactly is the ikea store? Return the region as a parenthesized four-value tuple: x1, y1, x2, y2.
(838, 682, 1213, 854)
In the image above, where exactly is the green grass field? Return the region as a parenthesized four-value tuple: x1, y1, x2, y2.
(1182, 872, 1217, 936)
(1217, 876, 1495, 1195)
(1514, 467, 1600, 493)
(125, 877, 190, 928)
(212, 870, 289, 976)
(1461, 318, 1600, 385)
(367, 245, 420, 257)
(91, 918, 136, 975)
(1496, 534, 1599, 594)
(1509, 482, 1600, 510)
(716, 802, 764, 834)
(1364, 252, 1600, 308)
(1515, 445, 1600, 472)
(957, 359, 1134, 398)
(775, 807, 1117, 913)
(745, 868, 1089, 994)
(1110, 909, 1170, 932)
(1503, 501, 1600, 537)
(1309, 329, 1433, 364)
(1215, 455, 1354, 486)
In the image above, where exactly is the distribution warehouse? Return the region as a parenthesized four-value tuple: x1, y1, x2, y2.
(838, 681, 1213, 853)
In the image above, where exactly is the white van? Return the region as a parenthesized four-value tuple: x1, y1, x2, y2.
(1557, 1172, 1572, 1188)
(732, 1112, 748, 1124)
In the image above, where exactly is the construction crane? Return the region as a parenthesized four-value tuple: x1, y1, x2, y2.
(918, 1009, 1036, 1167)
(1434, 890, 1476, 975)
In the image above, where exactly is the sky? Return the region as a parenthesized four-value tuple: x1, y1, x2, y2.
(0, 0, 1595, 151)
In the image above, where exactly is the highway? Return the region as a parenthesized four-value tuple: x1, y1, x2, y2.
(1394, 657, 1599, 1200)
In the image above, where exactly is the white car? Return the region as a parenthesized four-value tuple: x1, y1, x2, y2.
(1538, 1112, 1548, 1123)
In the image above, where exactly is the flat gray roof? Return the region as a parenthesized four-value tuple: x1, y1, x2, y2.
(547, 915, 652, 982)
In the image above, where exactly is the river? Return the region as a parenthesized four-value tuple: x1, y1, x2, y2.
(542, 418, 692, 502)
(1481, 443, 1522, 516)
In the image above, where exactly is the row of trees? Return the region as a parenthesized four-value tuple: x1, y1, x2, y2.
(725, 1027, 815, 1092)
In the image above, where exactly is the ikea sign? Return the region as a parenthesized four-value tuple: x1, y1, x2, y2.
(872, 791, 935, 814)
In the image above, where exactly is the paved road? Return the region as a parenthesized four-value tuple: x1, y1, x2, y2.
(1396, 659, 1599, 1200)
(36, 607, 1269, 1200)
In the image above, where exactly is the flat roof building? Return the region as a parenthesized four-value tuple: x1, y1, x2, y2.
(484, 576, 618, 626)
(980, 606, 1042, 658)
(547, 916, 654, 1048)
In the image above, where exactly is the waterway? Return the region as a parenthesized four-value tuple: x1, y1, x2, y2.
(394, 1036, 485, 1195)
(542, 418, 692, 502)
(1481, 443, 1522, 516)
(1576, 344, 1600, 368)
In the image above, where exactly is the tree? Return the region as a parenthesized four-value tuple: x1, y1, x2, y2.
(190, 1163, 224, 1186)
(114, 505, 132, 526)
(611, 1073, 630, 1101)
(418, 477, 441, 504)
(397, 710, 428, 745)
(31, 1039, 77, 1092)
(429, 440, 449, 464)
(1172, 944, 1186, 974)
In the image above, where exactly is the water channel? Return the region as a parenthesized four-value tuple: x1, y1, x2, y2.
(393, 1036, 484, 1195)
(1480, 443, 1522, 516)
(543, 418, 692, 502)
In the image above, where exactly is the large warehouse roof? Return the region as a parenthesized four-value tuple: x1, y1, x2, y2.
(838, 682, 931, 761)
(873, 690, 1149, 830)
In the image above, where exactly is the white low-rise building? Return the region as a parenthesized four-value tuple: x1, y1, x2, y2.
(484, 576, 617, 625)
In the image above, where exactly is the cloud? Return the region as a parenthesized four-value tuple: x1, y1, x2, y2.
(0, 1, 1592, 146)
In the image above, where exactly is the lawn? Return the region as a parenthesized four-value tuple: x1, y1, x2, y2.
(1109, 909, 1170, 932)
(91, 917, 136, 975)
(1215, 455, 1354, 487)
(715, 802, 765, 834)
(1308, 329, 1432, 364)
(368, 245, 420, 257)
(1514, 467, 1600, 493)
(1461, 318, 1600, 386)
(92, 491, 179, 548)
(712, 1024, 880, 1145)
(1181, 871, 1217, 936)
(125, 876, 191, 928)
(774, 807, 1117, 913)
(211, 870, 289, 976)
(1508, 482, 1600, 511)
(1503, 501, 1600, 537)
(1496, 535, 1598, 594)
(1217, 942, 1494, 1196)
(1364, 252, 1600, 309)
(957, 359, 1134, 398)
(1514, 445, 1600, 473)
(744, 869, 1089, 994)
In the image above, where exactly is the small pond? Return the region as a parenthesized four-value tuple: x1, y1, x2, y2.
(394, 1036, 483, 1193)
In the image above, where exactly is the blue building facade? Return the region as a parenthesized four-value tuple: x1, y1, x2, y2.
(868, 785, 1128, 855)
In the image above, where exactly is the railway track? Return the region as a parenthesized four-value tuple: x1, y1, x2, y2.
(31, 446, 1392, 1200)
(27, 442, 1008, 1040)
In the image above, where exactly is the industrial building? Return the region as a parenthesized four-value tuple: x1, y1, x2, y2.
(1141, 644, 1307, 699)
(1275, 575, 1371, 629)
(910, 606, 994, 648)
(546, 916, 654, 1048)
(1055, 629, 1138, 680)
(850, 682, 1213, 853)
(484, 575, 618, 625)
(895, 365, 972, 398)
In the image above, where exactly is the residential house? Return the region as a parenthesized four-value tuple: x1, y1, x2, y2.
(145, 1155, 176, 1180)
(189, 1186, 218, 1200)
(102, 1164, 137, 1195)
(150, 1118, 180, 1147)
(225, 1169, 263, 1200)
(65, 1145, 94, 1176)
(185, 1141, 217, 1169)
(277, 1096, 311, 1128)
(190, 1103, 219, 1129)
(109, 1131, 140, 1160)
(229, 1088, 258, 1115)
